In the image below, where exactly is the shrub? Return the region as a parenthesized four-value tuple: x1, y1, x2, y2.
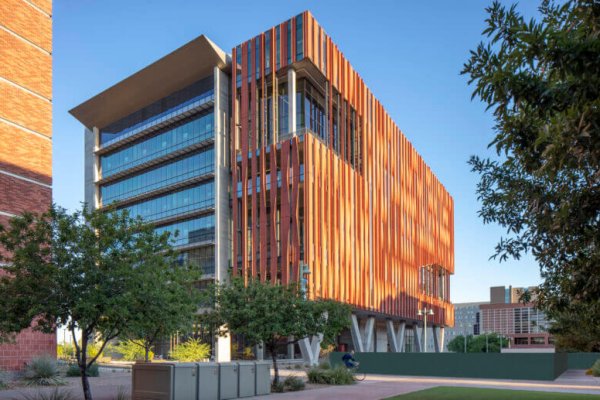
(283, 375, 305, 391)
(86, 343, 103, 360)
(23, 356, 65, 386)
(591, 359, 600, 377)
(306, 365, 354, 385)
(169, 338, 210, 362)
(0, 369, 9, 389)
(271, 381, 284, 393)
(114, 386, 130, 400)
(65, 363, 99, 377)
(16, 388, 76, 400)
(112, 340, 153, 361)
(318, 361, 331, 370)
(56, 344, 74, 361)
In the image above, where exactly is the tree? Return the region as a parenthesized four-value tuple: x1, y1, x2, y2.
(119, 251, 201, 362)
(462, 0, 600, 349)
(0, 206, 199, 400)
(447, 334, 509, 353)
(201, 277, 351, 385)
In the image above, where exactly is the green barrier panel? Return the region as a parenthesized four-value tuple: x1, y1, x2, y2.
(330, 352, 569, 381)
(567, 353, 600, 369)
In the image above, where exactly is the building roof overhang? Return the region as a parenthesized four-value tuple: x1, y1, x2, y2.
(69, 35, 230, 130)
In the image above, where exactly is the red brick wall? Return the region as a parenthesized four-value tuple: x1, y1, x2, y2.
(0, 0, 54, 371)
(0, 328, 57, 371)
(0, 174, 51, 216)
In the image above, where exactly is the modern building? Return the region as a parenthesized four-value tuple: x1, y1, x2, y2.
(481, 286, 552, 349)
(0, 0, 55, 370)
(444, 286, 553, 351)
(443, 302, 487, 349)
(70, 36, 232, 361)
(71, 11, 455, 361)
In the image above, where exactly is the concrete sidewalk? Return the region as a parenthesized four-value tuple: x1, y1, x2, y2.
(251, 369, 600, 399)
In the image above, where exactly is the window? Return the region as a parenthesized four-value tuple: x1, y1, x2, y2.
(531, 337, 545, 345)
(514, 337, 529, 345)
(247, 41, 252, 81)
(181, 246, 215, 275)
(265, 31, 271, 74)
(275, 25, 281, 70)
(255, 37, 260, 80)
(100, 77, 214, 146)
(119, 182, 214, 222)
(155, 215, 215, 247)
(100, 148, 214, 204)
(236, 45, 242, 87)
(287, 20, 292, 64)
(101, 112, 214, 177)
(295, 14, 303, 60)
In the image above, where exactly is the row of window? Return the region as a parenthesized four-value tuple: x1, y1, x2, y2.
(155, 215, 215, 247)
(101, 148, 214, 204)
(101, 113, 214, 177)
(419, 265, 449, 301)
(100, 76, 214, 145)
(236, 166, 305, 197)
(119, 182, 215, 223)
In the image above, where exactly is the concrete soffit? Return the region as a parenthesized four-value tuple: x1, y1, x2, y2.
(69, 35, 231, 130)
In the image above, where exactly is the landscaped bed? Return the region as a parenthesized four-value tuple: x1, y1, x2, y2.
(386, 386, 600, 400)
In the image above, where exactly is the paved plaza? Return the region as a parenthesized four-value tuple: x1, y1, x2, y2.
(0, 368, 598, 399)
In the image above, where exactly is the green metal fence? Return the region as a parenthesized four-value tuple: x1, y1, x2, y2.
(330, 352, 569, 381)
(567, 353, 600, 369)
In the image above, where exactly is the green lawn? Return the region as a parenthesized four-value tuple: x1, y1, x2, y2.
(386, 386, 600, 399)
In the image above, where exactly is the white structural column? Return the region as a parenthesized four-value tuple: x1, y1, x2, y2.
(413, 325, 422, 353)
(386, 320, 399, 352)
(386, 320, 407, 353)
(350, 314, 375, 353)
(84, 127, 98, 210)
(288, 336, 295, 359)
(214, 66, 231, 362)
(397, 322, 407, 352)
(299, 334, 322, 366)
(287, 68, 296, 134)
(432, 326, 445, 353)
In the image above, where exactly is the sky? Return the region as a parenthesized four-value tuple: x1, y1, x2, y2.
(53, 0, 543, 304)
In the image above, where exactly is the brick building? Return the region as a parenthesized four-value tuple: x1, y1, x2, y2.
(0, 0, 56, 370)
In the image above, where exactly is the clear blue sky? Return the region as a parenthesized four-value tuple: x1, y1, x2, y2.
(53, 0, 543, 303)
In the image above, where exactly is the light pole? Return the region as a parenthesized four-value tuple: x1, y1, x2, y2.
(417, 306, 434, 353)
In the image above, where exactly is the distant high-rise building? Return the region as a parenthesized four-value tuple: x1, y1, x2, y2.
(0, 0, 55, 370)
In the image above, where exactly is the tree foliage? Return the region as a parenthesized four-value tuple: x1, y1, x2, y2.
(0, 205, 199, 400)
(169, 337, 211, 361)
(201, 277, 351, 384)
(462, 0, 600, 350)
(447, 334, 509, 353)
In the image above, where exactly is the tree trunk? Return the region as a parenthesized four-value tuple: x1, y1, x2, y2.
(80, 364, 93, 400)
(145, 346, 150, 362)
(78, 335, 93, 400)
(270, 345, 279, 385)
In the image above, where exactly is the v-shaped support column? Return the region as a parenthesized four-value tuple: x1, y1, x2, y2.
(432, 326, 445, 352)
(350, 314, 375, 352)
(413, 325, 422, 353)
(299, 334, 322, 366)
(386, 320, 407, 352)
